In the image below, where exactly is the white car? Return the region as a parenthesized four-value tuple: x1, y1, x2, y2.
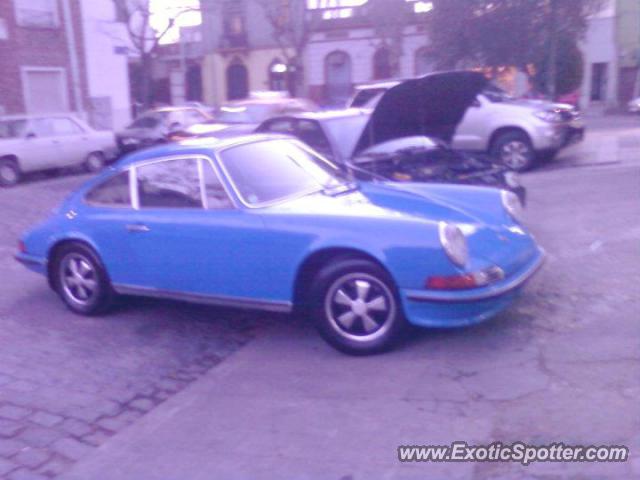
(0, 114, 117, 186)
(349, 80, 585, 171)
(628, 97, 640, 114)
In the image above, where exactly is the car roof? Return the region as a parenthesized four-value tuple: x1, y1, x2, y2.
(114, 134, 291, 168)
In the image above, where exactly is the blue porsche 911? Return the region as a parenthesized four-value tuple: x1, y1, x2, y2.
(16, 134, 544, 354)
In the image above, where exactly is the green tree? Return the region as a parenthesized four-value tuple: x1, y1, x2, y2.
(533, 35, 585, 96)
(426, 0, 602, 98)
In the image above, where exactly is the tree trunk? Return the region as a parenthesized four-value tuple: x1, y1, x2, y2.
(140, 53, 154, 110)
(547, 0, 558, 101)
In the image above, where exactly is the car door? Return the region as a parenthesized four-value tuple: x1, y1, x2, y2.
(18, 118, 66, 171)
(49, 116, 90, 166)
(125, 155, 268, 300)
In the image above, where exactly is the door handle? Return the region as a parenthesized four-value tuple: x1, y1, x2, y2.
(126, 223, 150, 233)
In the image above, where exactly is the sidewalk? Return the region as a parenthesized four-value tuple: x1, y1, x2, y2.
(59, 321, 491, 480)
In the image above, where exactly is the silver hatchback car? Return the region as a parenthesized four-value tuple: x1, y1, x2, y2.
(0, 114, 117, 186)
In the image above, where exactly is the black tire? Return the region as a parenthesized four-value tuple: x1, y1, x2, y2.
(51, 243, 114, 315)
(308, 258, 407, 355)
(84, 152, 105, 173)
(491, 131, 535, 172)
(0, 158, 21, 187)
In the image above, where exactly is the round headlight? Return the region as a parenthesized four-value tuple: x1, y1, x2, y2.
(502, 189, 523, 223)
(438, 222, 469, 267)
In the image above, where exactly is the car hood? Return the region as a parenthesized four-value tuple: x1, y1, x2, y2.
(262, 181, 538, 275)
(352, 71, 488, 156)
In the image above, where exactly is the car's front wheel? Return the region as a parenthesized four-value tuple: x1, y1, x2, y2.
(309, 258, 407, 355)
(491, 131, 535, 171)
(52, 243, 114, 315)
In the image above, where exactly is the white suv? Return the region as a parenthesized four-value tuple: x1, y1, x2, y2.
(349, 81, 585, 171)
(0, 114, 117, 186)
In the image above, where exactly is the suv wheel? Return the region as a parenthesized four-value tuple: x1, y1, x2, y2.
(309, 258, 407, 355)
(52, 243, 114, 315)
(492, 131, 535, 171)
(0, 159, 21, 187)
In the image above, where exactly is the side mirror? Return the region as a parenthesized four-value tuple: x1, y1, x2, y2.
(25, 132, 36, 140)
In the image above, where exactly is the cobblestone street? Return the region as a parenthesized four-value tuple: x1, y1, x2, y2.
(0, 115, 639, 479)
(0, 174, 271, 479)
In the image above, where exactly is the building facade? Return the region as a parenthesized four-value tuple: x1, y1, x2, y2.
(200, 0, 302, 106)
(580, 0, 640, 110)
(0, 0, 131, 129)
(305, 0, 433, 106)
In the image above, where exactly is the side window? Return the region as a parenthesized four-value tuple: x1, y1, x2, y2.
(85, 172, 131, 207)
(51, 118, 83, 135)
(201, 161, 234, 210)
(297, 120, 333, 158)
(30, 119, 54, 137)
(184, 109, 207, 124)
(261, 118, 295, 134)
(136, 158, 203, 209)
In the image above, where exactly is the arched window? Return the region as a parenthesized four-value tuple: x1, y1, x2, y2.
(269, 59, 288, 92)
(373, 47, 392, 80)
(415, 47, 435, 76)
(325, 51, 352, 106)
(226, 58, 249, 100)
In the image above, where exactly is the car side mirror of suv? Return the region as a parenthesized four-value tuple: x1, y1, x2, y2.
(25, 132, 36, 140)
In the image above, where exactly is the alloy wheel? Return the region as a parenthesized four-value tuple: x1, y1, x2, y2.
(324, 272, 395, 342)
(60, 253, 99, 306)
(500, 141, 531, 170)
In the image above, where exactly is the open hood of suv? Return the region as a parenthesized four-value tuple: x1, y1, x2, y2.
(352, 71, 488, 156)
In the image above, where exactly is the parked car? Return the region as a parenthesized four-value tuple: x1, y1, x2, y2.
(169, 95, 318, 141)
(257, 72, 525, 203)
(628, 97, 640, 114)
(16, 134, 544, 355)
(116, 106, 213, 153)
(0, 114, 117, 187)
(349, 77, 585, 171)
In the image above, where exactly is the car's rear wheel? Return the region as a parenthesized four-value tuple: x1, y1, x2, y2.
(309, 258, 407, 355)
(52, 243, 114, 315)
(0, 159, 21, 187)
(84, 152, 105, 173)
(491, 131, 535, 172)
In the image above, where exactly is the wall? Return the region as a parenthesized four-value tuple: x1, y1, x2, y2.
(580, 3, 618, 109)
(0, 0, 86, 115)
(79, 0, 132, 130)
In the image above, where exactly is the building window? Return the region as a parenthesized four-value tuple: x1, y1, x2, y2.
(405, 0, 434, 14)
(0, 18, 8, 40)
(415, 47, 435, 76)
(325, 51, 352, 106)
(14, 0, 59, 28)
(21, 67, 69, 114)
(226, 59, 249, 100)
(373, 47, 392, 80)
(269, 60, 288, 91)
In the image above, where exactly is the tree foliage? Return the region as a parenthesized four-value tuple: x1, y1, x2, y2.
(533, 35, 585, 96)
(426, 0, 602, 94)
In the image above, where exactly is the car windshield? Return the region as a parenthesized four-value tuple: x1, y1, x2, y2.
(215, 104, 275, 124)
(128, 115, 162, 129)
(323, 115, 370, 160)
(219, 139, 348, 206)
(0, 119, 27, 139)
(483, 84, 515, 103)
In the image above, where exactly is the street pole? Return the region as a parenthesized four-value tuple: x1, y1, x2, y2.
(547, 0, 558, 101)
